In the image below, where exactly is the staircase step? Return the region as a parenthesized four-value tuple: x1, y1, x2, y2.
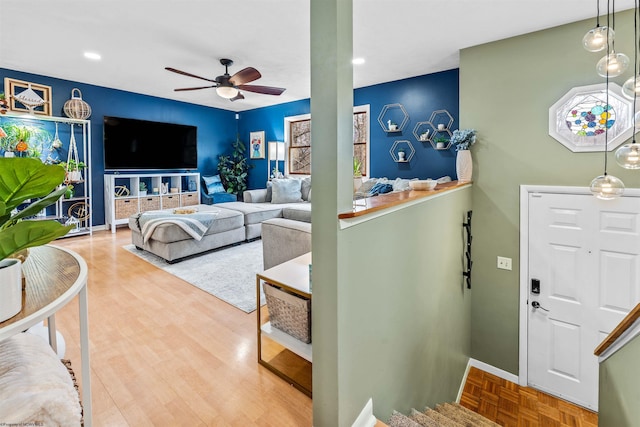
(388, 402, 498, 427)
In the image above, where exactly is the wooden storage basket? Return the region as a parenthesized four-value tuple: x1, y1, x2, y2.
(181, 192, 198, 206)
(263, 282, 311, 343)
(115, 198, 138, 219)
(140, 196, 160, 212)
(162, 194, 180, 209)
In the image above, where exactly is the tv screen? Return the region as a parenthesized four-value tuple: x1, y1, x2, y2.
(103, 116, 197, 170)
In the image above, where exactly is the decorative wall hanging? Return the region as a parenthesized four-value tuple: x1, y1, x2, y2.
(3, 78, 52, 116)
(377, 103, 409, 133)
(548, 83, 633, 152)
(249, 130, 265, 159)
(63, 88, 92, 119)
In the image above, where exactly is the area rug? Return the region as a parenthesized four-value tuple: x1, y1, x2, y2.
(123, 241, 265, 313)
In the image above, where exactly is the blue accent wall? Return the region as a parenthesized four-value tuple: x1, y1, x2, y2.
(238, 69, 459, 189)
(1, 68, 236, 226)
(1, 67, 458, 225)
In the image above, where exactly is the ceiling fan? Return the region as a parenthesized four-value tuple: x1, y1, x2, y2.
(165, 58, 286, 101)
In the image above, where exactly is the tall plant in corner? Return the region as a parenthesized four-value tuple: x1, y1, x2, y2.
(0, 158, 74, 261)
(217, 136, 253, 197)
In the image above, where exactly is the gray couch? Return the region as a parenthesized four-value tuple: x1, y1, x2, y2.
(128, 179, 312, 264)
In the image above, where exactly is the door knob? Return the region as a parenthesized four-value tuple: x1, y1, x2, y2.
(531, 301, 549, 312)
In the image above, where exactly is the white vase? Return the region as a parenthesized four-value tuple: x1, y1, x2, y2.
(456, 150, 473, 183)
(0, 258, 23, 322)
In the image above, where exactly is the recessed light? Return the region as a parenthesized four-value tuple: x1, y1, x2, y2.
(352, 58, 365, 65)
(84, 52, 101, 61)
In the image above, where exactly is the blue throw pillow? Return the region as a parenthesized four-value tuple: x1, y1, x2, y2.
(202, 175, 225, 195)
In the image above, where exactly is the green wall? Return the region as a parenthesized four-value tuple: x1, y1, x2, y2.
(338, 188, 473, 422)
(460, 11, 640, 374)
(599, 334, 640, 426)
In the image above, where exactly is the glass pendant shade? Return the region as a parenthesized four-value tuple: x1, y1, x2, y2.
(615, 143, 640, 169)
(216, 86, 239, 99)
(597, 52, 630, 77)
(590, 174, 625, 199)
(622, 75, 640, 99)
(583, 26, 614, 52)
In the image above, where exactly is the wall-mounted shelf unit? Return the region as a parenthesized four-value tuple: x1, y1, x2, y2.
(0, 112, 93, 237)
(389, 140, 415, 163)
(377, 103, 409, 133)
(104, 172, 200, 233)
(412, 109, 455, 150)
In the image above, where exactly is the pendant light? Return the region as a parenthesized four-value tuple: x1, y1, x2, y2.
(596, 0, 630, 77)
(617, 0, 640, 169)
(591, 0, 625, 200)
(584, 0, 614, 52)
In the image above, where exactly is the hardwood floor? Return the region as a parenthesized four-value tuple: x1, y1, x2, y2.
(460, 367, 598, 427)
(53, 229, 312, 426)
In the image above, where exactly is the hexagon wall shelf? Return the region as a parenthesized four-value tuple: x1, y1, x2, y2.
(378, 103, 409, 133)
(389, 140, 415, 163)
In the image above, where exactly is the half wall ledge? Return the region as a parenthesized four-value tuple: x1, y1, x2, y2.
(338, 181, 472, 229)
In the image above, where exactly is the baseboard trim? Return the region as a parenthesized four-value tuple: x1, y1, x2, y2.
(469, 358, 519, 384)
(456, 359, 473, 403)
(351, 398, 377, 427)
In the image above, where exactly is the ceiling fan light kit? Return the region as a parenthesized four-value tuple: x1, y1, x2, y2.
(166, 58, 285, 102)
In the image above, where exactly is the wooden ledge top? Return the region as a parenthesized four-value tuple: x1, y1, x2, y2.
(339, 180, 471, 219)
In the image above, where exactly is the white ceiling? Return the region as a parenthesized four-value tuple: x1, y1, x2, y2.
(0, 1, 635, 112)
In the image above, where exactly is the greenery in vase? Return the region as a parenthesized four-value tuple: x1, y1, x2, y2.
(450, 129, 477, 151)
(0, 158, 73, 261)
(139, 182, 147, 192)
(218, 136, 253, 196)
(353, 157, 363, 177)
(59, 159, 86, 171)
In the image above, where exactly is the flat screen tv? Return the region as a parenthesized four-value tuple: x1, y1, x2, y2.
(103, 116, 197, 170)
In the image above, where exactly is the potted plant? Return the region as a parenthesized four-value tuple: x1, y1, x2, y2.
(398, 147, 407, 161)
(218, 136, 253, 199)
(450, 129, 477, 183)
(0, 158, 73, 321)
(353, 157, 363, 191)
(59, 159, 86, 183)
(433, 136, 450, 149)
(139, 181, 148, 196)
(0, 92, 7, 114)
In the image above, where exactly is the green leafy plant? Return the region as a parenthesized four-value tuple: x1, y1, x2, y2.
(433, 136, 450, 144)
(0, 158, 73, 261)
(139, 181, 147, 191)
(218, 136, 253, 196)
(353, 157, 363, 177)
(59, 159, 86, 171)
(0, 122, 51, 158)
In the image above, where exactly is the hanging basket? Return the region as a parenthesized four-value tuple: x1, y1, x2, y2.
(63, 88, 92, 119)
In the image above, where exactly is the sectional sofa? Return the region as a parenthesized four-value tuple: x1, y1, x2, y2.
(129, 177, 312, 265)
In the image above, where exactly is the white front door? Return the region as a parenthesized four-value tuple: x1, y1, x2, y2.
(527, 192, 640, 410)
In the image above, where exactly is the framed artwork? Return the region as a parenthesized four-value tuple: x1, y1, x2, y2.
(250, 130, 265, 159)
(548, 83, 633, 152)
(4, 78, 53, 116)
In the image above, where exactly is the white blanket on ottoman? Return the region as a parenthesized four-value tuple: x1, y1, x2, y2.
(0, 333, 82, 426)
(136, 211, 219, 243)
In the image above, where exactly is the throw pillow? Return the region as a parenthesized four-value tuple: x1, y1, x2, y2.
(301, 177, 312, 201)
(265, 181, 273, 202)
(271, 178, 303, 203)
(202, 175, 225, 195)
(368, 182, 393, 196)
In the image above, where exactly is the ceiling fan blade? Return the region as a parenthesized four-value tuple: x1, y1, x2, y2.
(230, 92, 245, 102)
(237, 84, 286, 96)
(229, 67, 261, 86)
(165, 67, 218, 83)
(174, 85, 217, 91)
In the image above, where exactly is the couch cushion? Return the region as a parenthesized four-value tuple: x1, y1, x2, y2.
(217, 201, 285, 225)
(282, 204, 311, 223)
(301, 177, 311, 201)
(129, 205, 243, 243)
(271, 178, 302, 203)
(202, 175, 224, 195)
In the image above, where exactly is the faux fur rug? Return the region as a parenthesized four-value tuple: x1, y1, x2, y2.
(123, 241, 265, 313)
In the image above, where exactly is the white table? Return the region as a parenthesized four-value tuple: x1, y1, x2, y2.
(0, 245, 92, 426)
(256, 252, 312, 396)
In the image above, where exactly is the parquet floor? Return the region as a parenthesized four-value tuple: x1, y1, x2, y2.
(460, 367, 598, 427)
